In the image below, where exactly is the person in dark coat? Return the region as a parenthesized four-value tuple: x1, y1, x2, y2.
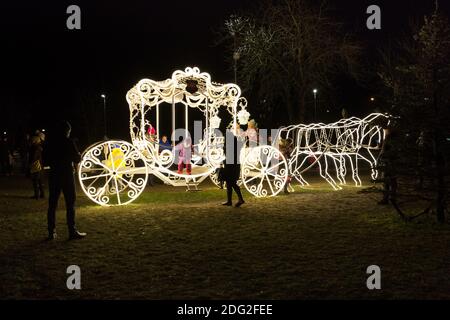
(42, 121, 86, 240)
(221, 125, 245, 207)
(0, 136, 12, 176)
(29, 135, 45, 199)
(279, 138, 294, 194)
(158, 135, 172, 153)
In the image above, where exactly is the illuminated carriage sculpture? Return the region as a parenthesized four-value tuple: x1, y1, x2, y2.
(275, 113, 389, 191)
(78, 67, 289, 206)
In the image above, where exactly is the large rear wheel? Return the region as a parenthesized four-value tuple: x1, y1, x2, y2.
(78, 140, 149, 206)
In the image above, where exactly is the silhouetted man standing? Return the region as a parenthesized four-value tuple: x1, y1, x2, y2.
(43, 121, 86, 240)
(221, 124, 245, 207)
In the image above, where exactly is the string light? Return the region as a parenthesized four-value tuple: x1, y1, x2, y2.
(79, 67, 382, 205)
(78, 67, 266, 205)
(276, 113, 388, 190)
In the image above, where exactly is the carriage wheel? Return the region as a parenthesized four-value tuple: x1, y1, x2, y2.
(241, 145, 288, 197)
(209, 169, 222, 188)
(78, 140, 149, 206)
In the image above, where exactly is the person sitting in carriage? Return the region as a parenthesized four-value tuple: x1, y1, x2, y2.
(242, 119, 258, 147)
(145, 123, 157, 142)
(175, 136, 195, 175)
(159, 135, 172, 153)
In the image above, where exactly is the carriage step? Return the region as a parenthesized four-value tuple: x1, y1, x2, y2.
(185, 179, 201, 192)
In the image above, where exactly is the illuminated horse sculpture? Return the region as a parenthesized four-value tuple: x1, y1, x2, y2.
(276, 113, 389, 190)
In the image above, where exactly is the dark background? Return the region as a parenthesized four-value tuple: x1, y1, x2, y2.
(1, 0, 449, 148)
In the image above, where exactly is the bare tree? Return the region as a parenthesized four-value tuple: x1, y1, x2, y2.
(379, 4, 450, 223)
(221, 0, 361, 124)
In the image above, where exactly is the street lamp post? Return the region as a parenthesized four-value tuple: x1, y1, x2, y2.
(101, 94, 107, 139)
(369, 97, 376, 112)
(313, 89, 318, 122)
(233, 52, 240, 84)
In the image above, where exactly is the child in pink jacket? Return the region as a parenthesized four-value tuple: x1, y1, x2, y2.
(175, 137, 194, 174)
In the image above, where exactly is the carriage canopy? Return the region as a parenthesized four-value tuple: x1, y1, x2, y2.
(126, 67, 250, 145)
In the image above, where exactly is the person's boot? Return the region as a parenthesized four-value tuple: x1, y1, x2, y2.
(47, 230, 57, 240)
(31, 185, 39, 199)
(69, 230, 87, 240)
(222, 187, 232, 206)
(235, 188, 245, 207)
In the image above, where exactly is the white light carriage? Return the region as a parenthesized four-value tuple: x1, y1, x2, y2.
(78, 67, 287, 206)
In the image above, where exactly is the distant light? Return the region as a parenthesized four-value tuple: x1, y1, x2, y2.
(313, 89, 318, 94)
(101, 94, 106, 98)
(3, 132, 6, 135)
(42, 129, 46, 132)
(370, 97, 375, 102)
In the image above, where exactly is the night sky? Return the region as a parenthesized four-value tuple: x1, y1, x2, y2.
(1, 0, 449, 148)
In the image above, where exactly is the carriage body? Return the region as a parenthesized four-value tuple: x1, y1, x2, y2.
(78, 67, 288, 206)
(124, 67, 249, 187)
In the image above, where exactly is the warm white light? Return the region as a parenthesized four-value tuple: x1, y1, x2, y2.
(313, 89, 318, 94)
(276, 113, 388, 190)
(237, 109, 250, 125)
(78, 140, 149, 206)
(241, 145, 288, 198)
(80, 67, 254, 206)
(209, 115, 221, 129)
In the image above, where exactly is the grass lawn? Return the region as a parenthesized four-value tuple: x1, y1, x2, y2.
(1, 173, 450, 299)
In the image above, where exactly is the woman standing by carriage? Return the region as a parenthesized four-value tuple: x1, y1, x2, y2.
(29, 134, 45, 199)
(221, 124, 245, 207)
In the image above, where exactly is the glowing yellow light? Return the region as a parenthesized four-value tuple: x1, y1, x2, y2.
(105, 148, 125, 171)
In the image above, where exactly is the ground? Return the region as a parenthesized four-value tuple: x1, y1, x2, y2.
(1, 173, 450, 300)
